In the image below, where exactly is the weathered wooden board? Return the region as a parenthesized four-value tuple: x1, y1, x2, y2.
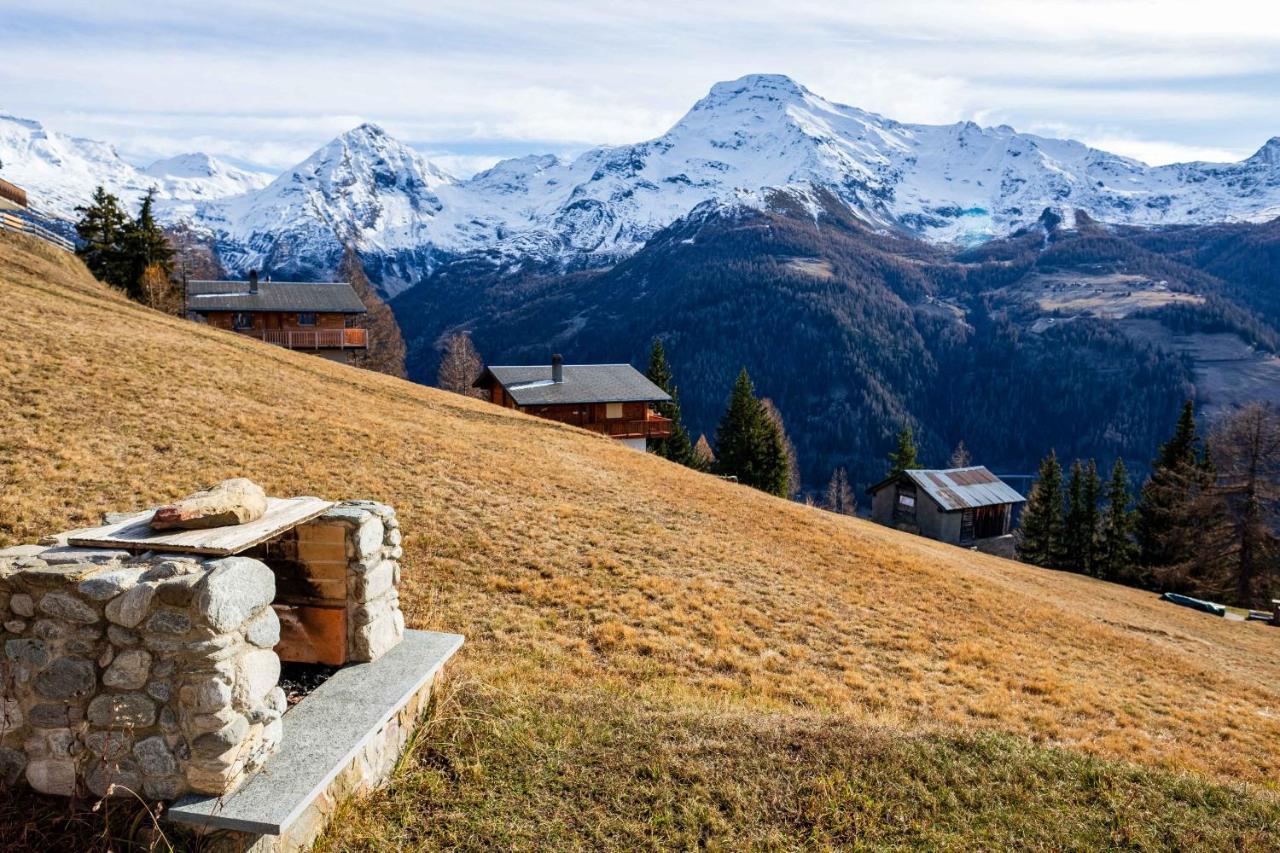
(63, 497, 334, 556)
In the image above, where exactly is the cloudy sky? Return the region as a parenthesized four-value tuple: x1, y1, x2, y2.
(4, 0, 1278, 176)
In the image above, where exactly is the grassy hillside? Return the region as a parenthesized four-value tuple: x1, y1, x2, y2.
(2, 231, 1278, 850)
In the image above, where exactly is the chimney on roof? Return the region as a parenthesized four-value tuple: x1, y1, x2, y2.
(552, 354, 563, 384)
(248, 269, 259, 295)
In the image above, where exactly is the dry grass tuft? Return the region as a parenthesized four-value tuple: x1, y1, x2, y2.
(1, 231, 1278, 848)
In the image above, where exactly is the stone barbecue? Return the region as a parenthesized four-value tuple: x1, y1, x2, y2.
(0, 490, 416, 811)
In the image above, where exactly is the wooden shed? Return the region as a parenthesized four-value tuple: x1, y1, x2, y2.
(867, 466, 1025, 546)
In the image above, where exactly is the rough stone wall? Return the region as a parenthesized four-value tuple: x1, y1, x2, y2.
(296, 501, 404, 662)
(0, 549, 284, 799)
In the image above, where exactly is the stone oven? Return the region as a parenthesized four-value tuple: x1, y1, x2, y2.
(1, 487, 461, 850)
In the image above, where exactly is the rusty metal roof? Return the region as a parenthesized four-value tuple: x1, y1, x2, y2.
(896, 466, 1025, 511)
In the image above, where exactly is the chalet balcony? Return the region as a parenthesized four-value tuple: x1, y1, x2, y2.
(238, 328, 368, 350)
(0, 177, 28, 210)
(583, 412, 673, 440)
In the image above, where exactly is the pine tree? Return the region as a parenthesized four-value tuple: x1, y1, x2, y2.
(886, 425, 920, 479)
(74, 186, 130, 289)
(824, 467, 855, 515)
(714, 368, 789, 497)
(1136, 401, 1208, 569)
(1018, 450, 1065, 568)
(1097, 458, 1137, 582)
(644, 338, 695, 466)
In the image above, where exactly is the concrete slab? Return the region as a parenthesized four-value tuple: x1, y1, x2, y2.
(167, 629, 463, 836)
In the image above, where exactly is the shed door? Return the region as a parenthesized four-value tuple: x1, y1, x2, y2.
(960, 509, 975, 543)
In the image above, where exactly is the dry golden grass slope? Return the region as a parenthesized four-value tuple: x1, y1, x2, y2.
(2, 231, 1278, 850)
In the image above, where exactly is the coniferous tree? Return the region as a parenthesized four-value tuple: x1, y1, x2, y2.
(1064, 460, 1087, 572)
(692, 434, 715, 471)
(644, 338, 695, 466)
(120, 188, 174, 300)
(760, 398, 800, 498)
(340, 246, 407, 378)
(74, 186, 130, 289)
(1192, 404, 1280, 607)
(714, 368, 789, 497)
(1097, 458, 1137, 582)
(1018, 450, 1065, 568)
(1081, 459, 1102, 575)
(886, 425, 920, 479)
(1136, 401, 1209, 569)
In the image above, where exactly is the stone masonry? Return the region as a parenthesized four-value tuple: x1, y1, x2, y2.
(291, 501, 405, 663)
(0, 550, 285, 799)
(0, 497, 406, 803)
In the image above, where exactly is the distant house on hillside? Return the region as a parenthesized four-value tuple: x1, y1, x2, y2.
(867, 466, 1025, 548)
(186, 270, 368, 364)
(474, 355, 673, 451)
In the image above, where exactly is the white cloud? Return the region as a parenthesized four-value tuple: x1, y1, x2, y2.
(1, 0, 1275, 171)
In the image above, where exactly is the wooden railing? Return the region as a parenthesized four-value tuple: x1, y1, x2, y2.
(583, 414, 673, 439)
(239, 328, 368, 350)
(0, 211, 75, 252)
(0, 178, 27, 209)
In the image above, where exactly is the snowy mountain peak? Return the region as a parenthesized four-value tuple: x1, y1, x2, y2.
(0, 113, 270, 215)
(1248, 137, 1280, 166)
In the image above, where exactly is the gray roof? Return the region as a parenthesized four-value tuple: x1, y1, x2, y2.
(186, 280, 367, 314)
(479, 364, 672, 406)
(871, 466, 1025, 511)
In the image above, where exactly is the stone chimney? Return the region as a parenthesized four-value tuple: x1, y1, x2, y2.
(552, 353, 563, 384)
(249, 269, 260, 295)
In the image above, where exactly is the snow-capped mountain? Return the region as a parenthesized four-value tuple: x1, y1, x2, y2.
(142, 153, 271, 200)
(190, 123, 454, 293)
(0, 114, 269, 217)
(7, 75, 1279, 293)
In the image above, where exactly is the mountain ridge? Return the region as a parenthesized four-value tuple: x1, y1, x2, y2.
(4, 74, 1277, 294)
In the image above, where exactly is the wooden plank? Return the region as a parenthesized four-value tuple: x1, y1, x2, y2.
(63, 497, 334, 556)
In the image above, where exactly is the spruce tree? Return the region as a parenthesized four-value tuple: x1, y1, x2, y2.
(886, 425, 920, 479)
(714, 368, 789, 497)
(644, 338, 695, 466)
(1081, 459, 1102, 575)
(120, 188, 174, 300)
(1064, 460, 1087, 572)
(1136, 401, 1206, 569)
(1097, 458, 1136, 582)
(1018, 450, 1065, 568)
(74, 186, 130, 289)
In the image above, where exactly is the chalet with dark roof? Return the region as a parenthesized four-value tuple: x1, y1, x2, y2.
(186, 271, 368, 364)
(474, 355, 673, 450)
(867, 466, 1025, 546)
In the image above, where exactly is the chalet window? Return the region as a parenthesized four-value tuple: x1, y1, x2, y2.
(606, 402, 623, 419)
(297, 312, 317, 326)
(232, 312, 253, 330)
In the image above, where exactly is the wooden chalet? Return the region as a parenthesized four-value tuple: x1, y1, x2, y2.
(474, 355, 673, 450)
(0, 176, 28, 211)
(186, 271, 368, 364)
(867, 466, 1025, 547)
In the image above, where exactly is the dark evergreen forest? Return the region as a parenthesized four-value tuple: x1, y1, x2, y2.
(393, 194, 1279, 494)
